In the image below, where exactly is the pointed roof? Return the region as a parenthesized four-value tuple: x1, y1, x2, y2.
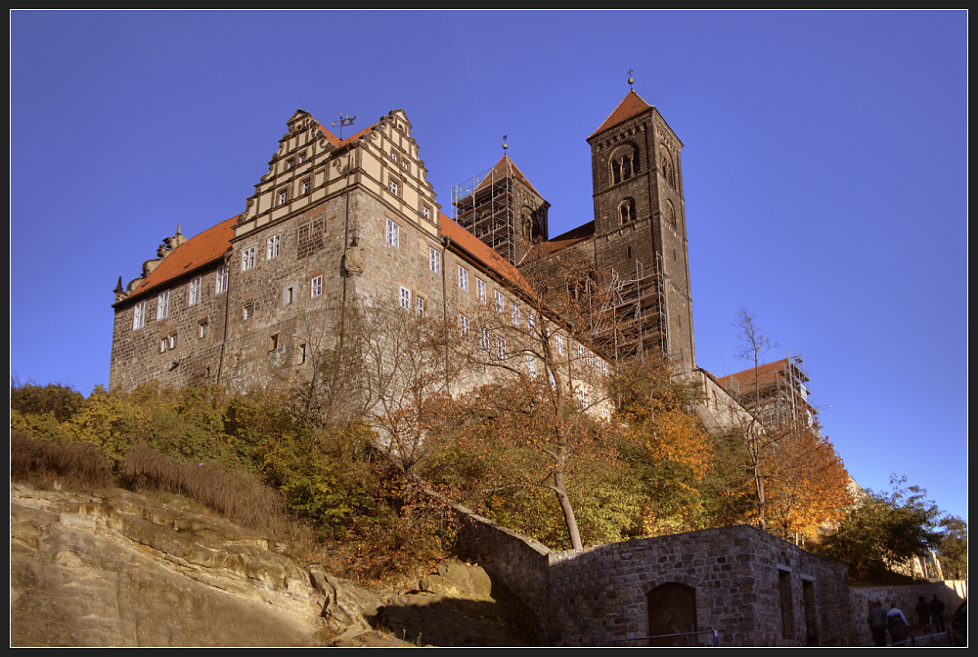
(588, 90, 654, 139)
(439, 211, 535, 299)
(120, 217, 236, 304)
(475, 155, 542, 197)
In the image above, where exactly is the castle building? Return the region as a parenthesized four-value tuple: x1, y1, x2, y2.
(109, 89, 695, 397)
(717, 354, 816, 428)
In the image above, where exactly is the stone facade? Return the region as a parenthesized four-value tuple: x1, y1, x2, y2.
(447, 492, 859, 647)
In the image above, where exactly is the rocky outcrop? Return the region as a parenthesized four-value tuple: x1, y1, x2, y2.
(9, 482, 536, 647)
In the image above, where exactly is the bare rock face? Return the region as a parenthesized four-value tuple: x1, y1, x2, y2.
(10, 482, 537, 647)
(9, 483, 391, 647)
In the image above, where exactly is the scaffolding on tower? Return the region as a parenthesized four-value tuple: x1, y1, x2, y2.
(592, 254, 668, 364)
(451, 159, 517, 265)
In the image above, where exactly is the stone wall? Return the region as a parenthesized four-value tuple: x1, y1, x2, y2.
(850, 581, 966, 646)
(445, 504, 859, 648)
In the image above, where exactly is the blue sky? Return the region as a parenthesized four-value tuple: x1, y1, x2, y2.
(10, 10, 967, 524)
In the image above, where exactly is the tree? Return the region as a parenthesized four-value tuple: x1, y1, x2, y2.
(608, 355, 713, 536)
(812, 475, 944, 581)
(936, 515, 967, 580)
(435, 256, 624, 550)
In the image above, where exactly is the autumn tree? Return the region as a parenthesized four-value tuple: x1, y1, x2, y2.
(431, 255, 627, 550)
(608, 354, 713, 536)
(935, 515, 967, 580)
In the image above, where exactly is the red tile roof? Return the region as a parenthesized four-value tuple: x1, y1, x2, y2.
(588, 90, 654, 139)
(438, 212, 535, 298)
(717, 358, 792, 393)
(474, 155, 542, 196)
(122, 217, 236, 303)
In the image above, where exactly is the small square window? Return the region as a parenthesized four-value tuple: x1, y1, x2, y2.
(243, 302, 254, 320)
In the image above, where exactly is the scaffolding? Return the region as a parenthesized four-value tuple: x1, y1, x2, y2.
(593, 254, 668, 363)
(451, 160, 517, 265)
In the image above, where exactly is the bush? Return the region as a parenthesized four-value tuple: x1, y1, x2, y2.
(10, 430, 114, 489)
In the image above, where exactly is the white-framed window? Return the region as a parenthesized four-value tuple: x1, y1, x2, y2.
(160, 337, 168, 353)
(495, 290, 504, 313)
(511, 302, 520, 327)
(267, 233, 281, 260)
(277, 188, 289, 206)
(311, 275, 323, 298)
(215, 265, 229, 294)
(527, 314, 535, 334)
(188, 277, 201, 306)
(458, 265, 469, 292)
(422, 205, 431, 220)
(416, 295, 426, 317)
(497, 336, 507, 360)
(476, 278, 487, 304)
(243, 301, 254, 320)
(578, 343, 587, 362)
(389, 179, 399, 196)
(241, 245, 256, 271)
(555, 333, 564, 356)
(386, 218, 400, 248)
(132, 301, 146, 330)
(156, 290, 169, 320)
(301, 178, 310, 195)
(429, 246, 441, 274)
(481, 327, 491, 352)
(168, 334, 177, 350)
(459, 313, 470, 339)
(390, 150, 398, 162)
(198, 320, 208, 339)
(526, 354, 536, 376)
(298, 151, 307, 164)
(399, 285, 411, 310)
(581, 387, 588, 408)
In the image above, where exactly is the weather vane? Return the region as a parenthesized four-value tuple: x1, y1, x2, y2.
(331, 114, 356, 140)
(628, 69, 635, 89)
(502, 134, 508, 154)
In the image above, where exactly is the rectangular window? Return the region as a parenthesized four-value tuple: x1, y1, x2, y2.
(168, 334, 177, 350)
(416, 295, 426, 317)
(301, 178, 310, 195)
(283, 285, 295, 305)
(511, 302, 520, 327)
(422, 205, 431, 220)
(267, 233, 281, 260)
(495, 290, 504, 313)
(526, 354, 536, 376)
(389, 179, 399, 196)
(476, 278, 486, 304)
(242, 245, 256, 271)
(496, 336, 507, 360)
(188, 277, 201, 306)
(156, 290, 169, 320)
(160, 337, 168, 353)
(243, 301, 253, 320)
(386, 218, 400, 248)
(399, 286, 411, 310)
(429, 246, 441, 274)
(311, 275, 323, 298)
(527, 314, 535, 334)
(198, 320, 208, 339)
(459, 313, 470, 339)
(215, 265, 229, 294)
(481, 327, 491, 352)
(555, 333, 564, 356)
(132, 301, 146, 330)
(458, 265, 469, 292)
(277, 188, 289, 206)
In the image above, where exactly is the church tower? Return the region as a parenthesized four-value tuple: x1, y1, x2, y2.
(586, 86, 695, 373)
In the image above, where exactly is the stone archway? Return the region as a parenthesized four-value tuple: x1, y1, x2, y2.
(647, 582, 697, 646)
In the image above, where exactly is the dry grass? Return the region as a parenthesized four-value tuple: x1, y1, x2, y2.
(10, 430, 114, 490)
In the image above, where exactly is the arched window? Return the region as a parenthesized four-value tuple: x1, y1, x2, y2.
(660, 149, 676, 187)
(609, 145, 639, 185)
(647, 583, 697, 646)
(665, 200, 677, 228)
(619, 198, 636, 225)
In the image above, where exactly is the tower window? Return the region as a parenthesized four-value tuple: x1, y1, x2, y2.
(619, 198, 636, 225)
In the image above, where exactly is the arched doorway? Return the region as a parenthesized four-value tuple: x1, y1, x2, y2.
(647, 583, 697, 646)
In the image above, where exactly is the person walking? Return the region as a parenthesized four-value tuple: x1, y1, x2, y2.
(915, 596, 931, 631)
(929, 595, 947, 632)
(887, 603, 911, 646)
(867, 600, 888, 647)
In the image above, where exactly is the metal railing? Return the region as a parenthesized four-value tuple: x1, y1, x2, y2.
(600, 629, 732, 647)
